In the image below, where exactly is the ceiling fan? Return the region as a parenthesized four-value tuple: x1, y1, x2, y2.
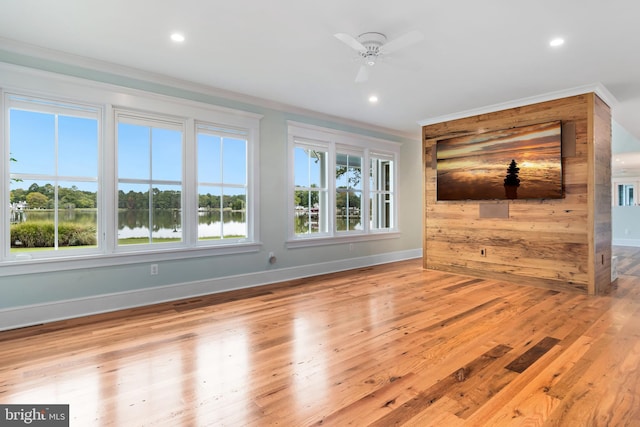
(334, 30, 424, 83)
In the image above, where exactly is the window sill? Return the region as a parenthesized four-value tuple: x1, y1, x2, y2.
(285, 231, 400, 249)
(0, 242, 262, 277)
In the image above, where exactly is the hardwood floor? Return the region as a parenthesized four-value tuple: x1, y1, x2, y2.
(1, 246, 640, 426)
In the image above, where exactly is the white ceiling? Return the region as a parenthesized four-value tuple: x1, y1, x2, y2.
(613, 152, 640, 177)
(1, 1, 640, 140)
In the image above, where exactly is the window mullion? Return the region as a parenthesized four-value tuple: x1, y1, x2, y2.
(184, 118, 196, 245)
(103, 104, 115, 253)
(363, 150, 370, 233)
(219, 138, 225, 238)
(2, 91, 6, 261)
(147, 127, 153, 243)
(328, 142, 336, 235)
(54, 114, 59, 250)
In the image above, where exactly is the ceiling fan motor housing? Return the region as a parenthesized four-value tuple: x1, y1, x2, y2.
(357, 32, 387, 65)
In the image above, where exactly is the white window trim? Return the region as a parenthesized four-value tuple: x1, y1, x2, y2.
(114, 108, 187, 251)
(369, 152, 395, 232)
(194, 121, 253, 247)
(290, 137, 332, 237)
(612, 178, 639, 206)
(5, 93, 103, 261)
(286, 121, 400, 249)
(335, 146, 365, 235)
(0, 63, 262, 276)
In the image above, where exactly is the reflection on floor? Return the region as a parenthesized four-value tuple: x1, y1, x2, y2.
(1, 246, 639, 425)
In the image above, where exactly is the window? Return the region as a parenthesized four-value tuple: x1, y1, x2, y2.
(370, 153, 394, 230)
(1, 68, 261, 273)
(616, 182, 637, 206)
(336, 150, 363, 232)
(288, 122, 399, 247)
(116, 112, 184, 246)
(8, 95, 100, 256)
(294, 142, 329, 235)
(197, 123, 249, 242)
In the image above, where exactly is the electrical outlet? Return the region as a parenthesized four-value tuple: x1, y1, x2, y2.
(349, 243, 354, 252)
(150, 264, 158, 275)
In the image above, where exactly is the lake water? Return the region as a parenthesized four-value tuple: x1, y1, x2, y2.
(16, 209, 360, 239)
(16, 210, 248, 240)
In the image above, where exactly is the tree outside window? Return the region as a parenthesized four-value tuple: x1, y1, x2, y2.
(336, 153, 363, 232)
(197, 124, 249, 242)
(293, 146, 328, 235)
(8, 98, 99, 252)
(116, 117, 183, 246)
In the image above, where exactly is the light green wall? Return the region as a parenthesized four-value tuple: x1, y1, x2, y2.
(612, 120, 640, 154)
(611, 120, 640, 246)
(0, 51, 423, 310)
(613, 206, 640, 243)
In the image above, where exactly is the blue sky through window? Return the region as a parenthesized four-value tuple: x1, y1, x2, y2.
(10, 109, 98, 192)
(294, 147, 324, 188)
(10, 111, 249, 195)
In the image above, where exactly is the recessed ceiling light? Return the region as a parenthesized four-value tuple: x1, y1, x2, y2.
(369, 95, 379, 104)
(549, 37, 564, 47)
(171, 33, 185, 43)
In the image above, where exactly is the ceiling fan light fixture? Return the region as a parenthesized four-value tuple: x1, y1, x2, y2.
(335, 30, 424, 83)
(365, 55, 377, 66)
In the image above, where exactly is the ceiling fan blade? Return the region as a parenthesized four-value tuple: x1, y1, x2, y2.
(379, 30, 424, 54)
(334, 33, 367, 53)
(355, 64, 370, 83)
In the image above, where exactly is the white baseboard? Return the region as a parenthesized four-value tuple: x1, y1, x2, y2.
(613, 239, 640, 247)
(0, 249, 422, 331)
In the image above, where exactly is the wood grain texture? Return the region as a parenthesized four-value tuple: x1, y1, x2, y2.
(423, 93, 612, 295)
(0, 246, 638, 425)
(590, 95, 612, 294)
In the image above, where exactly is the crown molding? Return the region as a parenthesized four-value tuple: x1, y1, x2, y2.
(418, 83, 618, 127)
(0, 37, 415, 141)
(287, 120, 402, 148)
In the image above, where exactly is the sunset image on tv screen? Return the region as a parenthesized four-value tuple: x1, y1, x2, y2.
(436, 121, 563, 201)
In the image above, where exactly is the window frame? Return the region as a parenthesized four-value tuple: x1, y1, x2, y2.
(195, 121, 252, 246)
(613, 179, 639, 206)
(287, 121, 400, 248)
(369, 151, 395, 231)
(5, 93, 103, 260)
(292, 139, 331, 237)
(0, 64, 262, 276)
(114, 109, 186, 251)
(335, 146, 365, 234)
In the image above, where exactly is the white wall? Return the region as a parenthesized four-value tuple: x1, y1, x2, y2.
(613, 206, 640, 246)
(612, 121, 640, 247)
(613, 120, 640, 153)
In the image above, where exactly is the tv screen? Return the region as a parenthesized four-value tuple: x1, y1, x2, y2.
(436, 121, 563, 201)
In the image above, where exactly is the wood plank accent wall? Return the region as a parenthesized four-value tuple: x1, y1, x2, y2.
(590, 95, 612, 294)
(422, 93, 612, 294)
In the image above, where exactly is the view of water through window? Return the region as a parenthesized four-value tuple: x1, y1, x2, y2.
(10, 208, 247, 249)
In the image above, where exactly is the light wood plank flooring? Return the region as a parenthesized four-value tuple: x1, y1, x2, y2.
(1, 246, 640, 426)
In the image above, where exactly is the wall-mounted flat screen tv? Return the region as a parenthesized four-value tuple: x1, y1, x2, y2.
(436, 121, 563, 201)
